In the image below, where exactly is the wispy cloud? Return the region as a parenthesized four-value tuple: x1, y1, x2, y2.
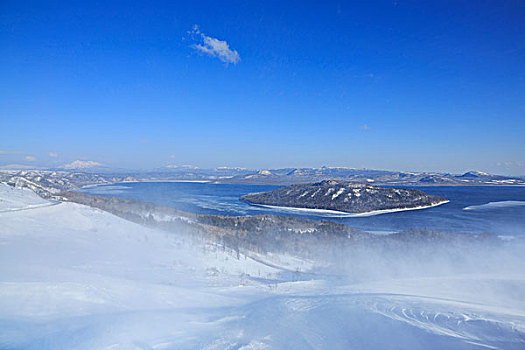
(360, 124, 371, 130)
(25, 156, 36, 161)
(188, 25, 240, 64)
(165, 164, 199, 169)
(59, 160, 103, 169)
(496, 161, 525, 168)
(0, 164, 42, 170)
(48, 152, 58, 158)
(0, 150, 24, 155)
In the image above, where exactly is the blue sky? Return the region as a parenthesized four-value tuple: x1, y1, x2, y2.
(1, 0, 524, 174)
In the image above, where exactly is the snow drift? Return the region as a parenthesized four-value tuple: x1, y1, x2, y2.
(1, 183, 524, 349)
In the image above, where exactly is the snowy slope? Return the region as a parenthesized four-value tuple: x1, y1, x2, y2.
(1, 186, 524, 349)
(0, 183, 52, 212)
(0, 188, 282, 349)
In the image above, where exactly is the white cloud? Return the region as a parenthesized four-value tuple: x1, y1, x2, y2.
(59, 160, 103, 169)
(169, 155, 176, 159)
(189, 25, 240, 64)
(25, 156, 36, 161)
(48, 152, 58, 158)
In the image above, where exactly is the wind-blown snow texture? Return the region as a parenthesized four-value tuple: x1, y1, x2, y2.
(1, 184, 524, 349)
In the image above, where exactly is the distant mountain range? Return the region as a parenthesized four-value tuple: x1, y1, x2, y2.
(0, 167, 523, 199)
(114, 167, 525, 186)
(215, 167, 525, 186)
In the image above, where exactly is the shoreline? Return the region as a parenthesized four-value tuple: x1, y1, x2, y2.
(463, 200, 525, 211)
(81, 179, 211, 189)
(135, 179, 211, 183)
(248, 200, 450, 218)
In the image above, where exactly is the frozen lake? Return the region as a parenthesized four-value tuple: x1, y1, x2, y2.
(82, 182, 525, 237)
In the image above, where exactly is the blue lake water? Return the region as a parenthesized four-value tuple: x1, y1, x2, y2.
(81, 182, 525, 237)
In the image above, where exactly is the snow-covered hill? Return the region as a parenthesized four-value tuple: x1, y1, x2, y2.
(241, 180, 448, 214)
(0, 170, 136, 199)
(1, 185, 524, 349)
(0, 183, 52, 212)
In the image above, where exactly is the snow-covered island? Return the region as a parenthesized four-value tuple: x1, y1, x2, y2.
(241, 180, 449, 215)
